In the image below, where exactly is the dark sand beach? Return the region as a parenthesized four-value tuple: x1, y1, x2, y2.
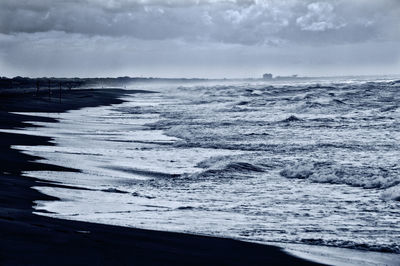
(0, 88, 320, 265)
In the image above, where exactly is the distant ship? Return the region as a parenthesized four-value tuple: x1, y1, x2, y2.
(263, 73, 303, 80)
(263, 73, 273, 79)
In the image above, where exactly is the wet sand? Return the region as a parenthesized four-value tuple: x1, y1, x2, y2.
(0, 88, 321, 265)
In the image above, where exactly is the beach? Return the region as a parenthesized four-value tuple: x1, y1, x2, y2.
(0, 88, 320, 265)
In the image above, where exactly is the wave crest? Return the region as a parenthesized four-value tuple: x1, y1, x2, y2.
(280, 162, 400, 191)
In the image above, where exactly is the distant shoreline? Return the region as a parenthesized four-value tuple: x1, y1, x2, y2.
(1, 74, 399, 93)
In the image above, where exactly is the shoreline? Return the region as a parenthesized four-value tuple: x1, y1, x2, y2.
(0, 88, 320, 265)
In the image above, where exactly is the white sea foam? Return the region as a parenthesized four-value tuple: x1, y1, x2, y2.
(280, 162, 400, 189)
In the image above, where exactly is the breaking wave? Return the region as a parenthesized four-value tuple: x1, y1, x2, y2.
(299, 238, 400, 253)
(280, 115, 303, 123)
(280, 162, 400, 189)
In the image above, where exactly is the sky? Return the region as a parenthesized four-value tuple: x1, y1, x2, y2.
(0, 0, 399, 78)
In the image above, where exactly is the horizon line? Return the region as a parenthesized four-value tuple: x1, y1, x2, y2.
(2, 73, 400, 80)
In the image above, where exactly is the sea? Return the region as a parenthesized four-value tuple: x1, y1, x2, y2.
(10, 77, 400, 258)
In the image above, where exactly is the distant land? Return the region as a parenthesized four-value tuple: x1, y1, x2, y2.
(0, 76, 210, 90)
(1, 74, 399, 94)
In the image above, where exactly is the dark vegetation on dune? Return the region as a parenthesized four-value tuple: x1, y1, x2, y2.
(0, 76, 210, 92)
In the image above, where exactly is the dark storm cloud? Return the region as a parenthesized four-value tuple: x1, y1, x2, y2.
(1, 0, 399, 45)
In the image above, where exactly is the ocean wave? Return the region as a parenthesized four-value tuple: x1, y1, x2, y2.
(380, 105, 398, 112)
(173, 139, 364, 153)
(116, 106, 159, 115)
(299, 238, 400, 253)
(332, 99, 346, 105)
(223, 162, 264, 172)
(176, 206, 195, 210)
(186, 157, 265, 180)
(196, 161, 264, 177)
(280, 165, 312, 179)
(236, 101, 250, 106)
(100, 188, 129, 194)
(302, 101, 324, 109)
(280, 162, 400, 191)
(280, 115, 303, 123)
(105, 166, 180, 179)
(131, 191, 156, 199)
(306, 85, 337, 90)
(309, 117, 336, 123)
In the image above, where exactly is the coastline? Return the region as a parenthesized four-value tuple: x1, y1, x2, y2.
(0, 88, 320, 265)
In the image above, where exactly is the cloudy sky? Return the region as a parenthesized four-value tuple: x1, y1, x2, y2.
(0, 0, 399, 78)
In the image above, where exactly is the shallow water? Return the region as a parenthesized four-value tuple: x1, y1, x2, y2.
(11, 78, 400, 254)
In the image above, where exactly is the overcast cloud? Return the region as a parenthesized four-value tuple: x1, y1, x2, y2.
(0, 0, 399, 78)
